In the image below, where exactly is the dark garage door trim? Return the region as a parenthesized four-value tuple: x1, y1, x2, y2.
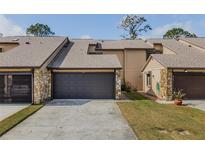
(173, 72, 205, 99)
(52, 72, 115, 99)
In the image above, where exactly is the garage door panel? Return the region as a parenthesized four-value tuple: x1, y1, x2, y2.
(53, 72, 115, 99)
(0, 74, 32, 103)
(11, 75, 32, 102)
(0, 75, 5, 99)
(174, 72, 205, 99)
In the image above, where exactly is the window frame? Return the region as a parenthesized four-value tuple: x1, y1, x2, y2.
(146, 72, 152, 87)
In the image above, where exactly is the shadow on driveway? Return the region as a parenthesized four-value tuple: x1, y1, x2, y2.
(47, 99, 94, 106)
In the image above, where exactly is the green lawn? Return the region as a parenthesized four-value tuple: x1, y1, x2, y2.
(118, 92, 205, 140)
(0, 104, 43, 137)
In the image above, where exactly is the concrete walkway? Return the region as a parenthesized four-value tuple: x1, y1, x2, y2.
(1, 100, 136, 140)
(184, 100, 205, 111)
(0, 104, 29, 121)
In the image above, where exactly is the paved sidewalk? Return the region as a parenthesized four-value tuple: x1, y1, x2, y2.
(184, 100, 205, 111)
(0, 104, 29, 121)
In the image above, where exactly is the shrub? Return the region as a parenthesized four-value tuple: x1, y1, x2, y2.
(121, 82, 132, 92)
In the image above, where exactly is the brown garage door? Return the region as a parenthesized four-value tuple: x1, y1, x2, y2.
(53, 72, 115, 99)
(173, 72, 205, 99)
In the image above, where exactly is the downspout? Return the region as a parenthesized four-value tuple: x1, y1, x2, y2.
(124, 49, 126, 84)
(32, 68, 34, 104)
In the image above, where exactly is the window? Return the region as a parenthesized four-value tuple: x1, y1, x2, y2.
(0, 48, 3, 53)
(146, 73, 151, 87)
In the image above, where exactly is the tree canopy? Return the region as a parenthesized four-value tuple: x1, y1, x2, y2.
(119, 15, 152, 39)
(26, 23, 55, 37)
(163, 28, 197, 39)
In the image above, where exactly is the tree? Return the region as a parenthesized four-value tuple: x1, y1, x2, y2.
(163, 28, 197, 39)
(26, 23, 55, 37)
(119, 15, 152, 39)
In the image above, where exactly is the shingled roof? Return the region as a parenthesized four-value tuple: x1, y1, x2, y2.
(0, 36, 67, 68)
(98, 39, 153, 50)
(48, 39, 122, 69)
(180, 37, 205, 49)
(147, 38, 205, 69)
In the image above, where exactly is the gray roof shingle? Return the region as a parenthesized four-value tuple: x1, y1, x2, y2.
(48, 39, 122, 69)
(148, 38, 205, 68)
(0, 36, 67, 67)
(180, 37, 205, 49)
(98, 39, 153, 50)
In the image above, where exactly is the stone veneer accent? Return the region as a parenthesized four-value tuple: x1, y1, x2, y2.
(160, 69, 173, 100)
(34, 68, 51, 104)
(115, 69, 122, 100)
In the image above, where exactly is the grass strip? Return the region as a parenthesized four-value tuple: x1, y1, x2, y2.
(0, 104, 43, 137)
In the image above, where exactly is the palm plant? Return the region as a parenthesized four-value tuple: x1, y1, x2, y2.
(172, 89, 186, 100)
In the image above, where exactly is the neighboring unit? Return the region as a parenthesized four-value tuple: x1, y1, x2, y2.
(143, 38, 205, 100)
(0, 36, 68, 103)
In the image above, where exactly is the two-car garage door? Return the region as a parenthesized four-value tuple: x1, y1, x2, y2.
(173, 72, 205, 99)
(53, 72, 115, 99)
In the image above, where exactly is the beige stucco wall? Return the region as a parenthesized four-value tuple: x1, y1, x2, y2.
(103, 49, 147, 90)
(153, 44, 163, 52)
(143, 58, 165, 97)
(0, 44, 18, 52)
(103, 51, 124, 82)
(125, 49, 147, 90)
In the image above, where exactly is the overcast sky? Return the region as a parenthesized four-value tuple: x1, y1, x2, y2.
(0, 14, 205, 39)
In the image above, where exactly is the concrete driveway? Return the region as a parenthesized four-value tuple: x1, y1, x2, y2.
(0, 104, 29, 121)
(184, 100, 205, 111)
(157, 99, 205, 112)
(1, 100, 136, 140)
